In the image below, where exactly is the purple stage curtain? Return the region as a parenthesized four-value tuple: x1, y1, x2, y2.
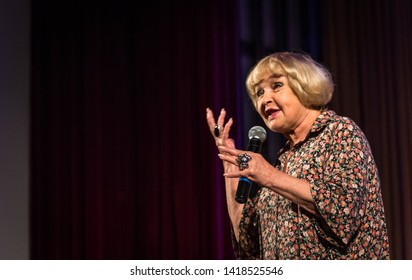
(31, 0, 239, 259)
(323, 0, 412, 259)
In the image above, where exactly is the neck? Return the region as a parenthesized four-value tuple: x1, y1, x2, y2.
(286, 109, 321, 146)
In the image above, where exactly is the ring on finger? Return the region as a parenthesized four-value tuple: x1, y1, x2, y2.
(237, 153, 251, 170)
(214, 124, 220, 137)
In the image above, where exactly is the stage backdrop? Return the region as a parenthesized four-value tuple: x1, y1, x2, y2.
(31, 0, 239, 259)
(31, 0, 412, 259)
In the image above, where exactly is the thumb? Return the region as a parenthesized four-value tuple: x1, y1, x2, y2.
(227, 138, 236, 149)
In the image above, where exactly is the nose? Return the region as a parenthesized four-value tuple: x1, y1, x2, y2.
(258, 89, 272, 113)
(261, 89, 273, 105)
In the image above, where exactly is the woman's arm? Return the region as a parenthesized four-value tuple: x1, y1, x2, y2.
(217, 148, 317, 215)
(206, 108, 244, 240)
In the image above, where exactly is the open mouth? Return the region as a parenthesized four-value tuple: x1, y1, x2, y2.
(265, 108, 281, 120)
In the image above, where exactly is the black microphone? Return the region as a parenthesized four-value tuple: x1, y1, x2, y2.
(235, 126, 267, 204)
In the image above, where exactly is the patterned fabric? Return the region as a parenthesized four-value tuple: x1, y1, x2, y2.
(232, 110, 390, 259)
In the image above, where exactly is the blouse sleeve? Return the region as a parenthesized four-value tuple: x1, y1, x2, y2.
(310, 119, 370, 248)
(231, 192, 261, 259)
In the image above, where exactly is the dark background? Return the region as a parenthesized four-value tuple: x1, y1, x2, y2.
(2, 0, 412, 259)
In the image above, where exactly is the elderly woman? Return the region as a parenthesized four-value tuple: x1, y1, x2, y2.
(206, 52, 389, 259)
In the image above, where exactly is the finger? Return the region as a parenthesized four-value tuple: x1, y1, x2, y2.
(218, 145, 242, 156)
(221, 117, 233, 141)
(216, 108, 226, 127)
(214, 108, 227, 138)
(217, 153, 239, 166)
(206, 108, 217, 134)
(223, 171, 243, 178)
(226, 138, 236, 149)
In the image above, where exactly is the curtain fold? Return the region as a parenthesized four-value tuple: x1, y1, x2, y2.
(322, 0, 412, 259)
(31, 0, 238, 259)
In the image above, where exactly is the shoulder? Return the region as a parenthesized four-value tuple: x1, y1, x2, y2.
(319, 112, 373, 158)
(311, 111, 372, 155)
(320, 110, 363, 136)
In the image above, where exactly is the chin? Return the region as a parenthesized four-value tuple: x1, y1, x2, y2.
(265, 121, 280, 133)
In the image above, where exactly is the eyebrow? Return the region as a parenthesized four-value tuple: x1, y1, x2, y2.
(254, 73, 284, 89)
(268, 73, 284, 79)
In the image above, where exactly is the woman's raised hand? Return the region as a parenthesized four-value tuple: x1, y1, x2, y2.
(206, 108, 235, 150)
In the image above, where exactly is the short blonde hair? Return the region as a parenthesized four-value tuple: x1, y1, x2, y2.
(246, 52, 334, 109)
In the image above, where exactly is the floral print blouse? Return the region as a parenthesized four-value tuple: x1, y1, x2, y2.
(233, 110, 390, 259)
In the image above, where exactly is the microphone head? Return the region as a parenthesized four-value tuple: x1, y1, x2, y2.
(248, 126, 267, 142)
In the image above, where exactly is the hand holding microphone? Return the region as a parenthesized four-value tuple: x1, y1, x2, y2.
(234, 126, 267, 203)
(217, 125, 267, 203)
(207, 108, 268, 204)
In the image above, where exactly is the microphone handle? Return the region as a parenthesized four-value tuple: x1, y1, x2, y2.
(235, 138, 262, 203)
(246, 138, 262, 153)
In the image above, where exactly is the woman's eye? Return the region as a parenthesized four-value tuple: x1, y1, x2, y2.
(273, 82, 283, 90)
(256, 89, 264, 98)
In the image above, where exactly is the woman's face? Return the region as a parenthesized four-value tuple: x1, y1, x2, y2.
(255, 73, 310, 135)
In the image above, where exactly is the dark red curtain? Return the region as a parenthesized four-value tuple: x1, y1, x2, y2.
(31, 0, 239, 259)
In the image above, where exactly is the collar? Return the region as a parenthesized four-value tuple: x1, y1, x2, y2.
(278, 110, 337, 154)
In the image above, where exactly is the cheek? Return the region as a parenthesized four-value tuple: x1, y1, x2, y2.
(256, 101, 264, 116)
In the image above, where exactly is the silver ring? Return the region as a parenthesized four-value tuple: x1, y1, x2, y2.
(237, 153, 251, 170)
